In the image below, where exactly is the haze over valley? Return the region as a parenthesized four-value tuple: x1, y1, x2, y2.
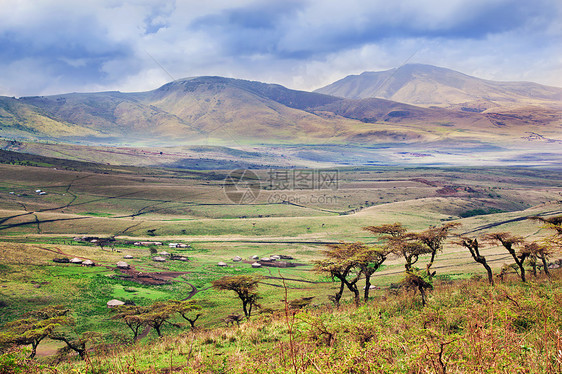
(1, 64, 561, 168)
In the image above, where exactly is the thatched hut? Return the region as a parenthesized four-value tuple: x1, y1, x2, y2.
(251, 262, 262, 268)
(217, 261, 227, 267)
(152, 256, 166, 262)
(106, 299, 125, 308)
(116, 261, 129, 269)
(233, 256, 242, 262)
(81, 260, 95, 266)
(69, 258, 83, 264)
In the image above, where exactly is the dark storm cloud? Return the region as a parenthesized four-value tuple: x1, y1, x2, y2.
(0, 0, 559, 96)
(187, 0, 556, 59)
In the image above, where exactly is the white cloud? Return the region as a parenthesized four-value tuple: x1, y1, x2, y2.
(0, 0, 560, 96)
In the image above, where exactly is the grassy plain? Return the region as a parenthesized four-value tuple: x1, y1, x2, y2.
(0, 158, 561, 370)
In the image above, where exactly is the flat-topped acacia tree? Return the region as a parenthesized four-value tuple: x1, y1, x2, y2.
(484, 232, 527, 282)
(212, 275, 261, 318)
(454, 237, 494, 285)
(314, 242, 388, 306)
(413, 223, 460, 279)
(364, 222, 459, 305)
(0, 305, 70, 358)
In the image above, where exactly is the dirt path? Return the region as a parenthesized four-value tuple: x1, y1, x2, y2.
(460, 209, 562, 235)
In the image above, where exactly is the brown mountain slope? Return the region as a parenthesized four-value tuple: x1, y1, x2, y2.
(0, 73, 559, 150)
(315, 64, 562, 110)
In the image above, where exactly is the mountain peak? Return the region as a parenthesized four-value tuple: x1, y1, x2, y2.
(315, 64, 562, 107)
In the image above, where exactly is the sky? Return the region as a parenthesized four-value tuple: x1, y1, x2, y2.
(0, 0, 561, 97)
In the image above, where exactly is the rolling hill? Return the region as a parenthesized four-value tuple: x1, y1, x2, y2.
(0, 67, 560, 167)
(315, 64, 562, 109)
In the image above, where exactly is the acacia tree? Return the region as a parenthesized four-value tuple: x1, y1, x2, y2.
(522, 242, 552, 278)
(110, 305, 146, 341)
(485, 232, 527, 282)
(139, 301, 181, 337)
(528, 214, 562, 276)
(314, 256, 350, 307)
(167, 300, 202, 329)
(364, 223, 431, 273)
(50, 331, 101, 360)
(315, 242, 388, 306)
(0, 305, 70, 358)
(355, 246, 389, 301)
(401, 271, 433, 306)
(212, 275, 261, 318)
(454, 237, 494, 285)
(314, 242, 367, 306)
(365, 222, 444, 306)
(414, 223, 460, 279)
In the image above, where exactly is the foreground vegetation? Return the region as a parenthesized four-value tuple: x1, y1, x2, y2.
(2, 271, 561, 373)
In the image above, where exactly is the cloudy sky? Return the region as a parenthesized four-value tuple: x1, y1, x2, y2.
(0, 0, 561, 96)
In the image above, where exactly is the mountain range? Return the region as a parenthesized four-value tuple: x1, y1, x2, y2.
(315, 64, 562, 109)
(0, 64, 560, 166)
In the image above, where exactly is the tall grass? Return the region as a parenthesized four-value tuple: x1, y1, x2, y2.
(5, 270, 561, 373)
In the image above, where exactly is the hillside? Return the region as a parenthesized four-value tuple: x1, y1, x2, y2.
(0, 69, 560, 167)
(315, 64, 562, 109)
(3, 78, 366, 146)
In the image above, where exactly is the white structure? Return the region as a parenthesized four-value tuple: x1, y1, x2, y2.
(81, 260, 95, 266)
(69, 258, 83, 264)
(153, 256, 166, 262)
(217, 261, 227, 267)
(107, 299, 125, 308)
(116, 261, 129, 269)
(251, 262, 262, 268)
(233, 256, 242, 262)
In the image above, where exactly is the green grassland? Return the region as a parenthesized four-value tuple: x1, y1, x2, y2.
(0, 159, 561, 371)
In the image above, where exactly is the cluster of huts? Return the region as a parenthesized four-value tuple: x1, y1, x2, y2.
(217, 254, 295, 268)
(52, 257, 95, 266)
(131, 241, 190, 248)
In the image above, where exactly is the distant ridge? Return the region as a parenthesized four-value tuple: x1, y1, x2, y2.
(0, 66, 560, 150)
(315, 64, 562, 108)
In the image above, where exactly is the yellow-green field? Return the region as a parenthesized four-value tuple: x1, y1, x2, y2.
(0, 162, 561, 362)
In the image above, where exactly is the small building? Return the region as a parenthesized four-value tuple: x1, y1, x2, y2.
(82, 260, 95, 267)
(233, 256, 242, 262)
(107, 299, 125, 308)
(217, 261, 227, 267)
(116, 261, 129, 269)
(251, 262, 262, 268)
(123, 255, 134, 259)
(152, 256, 166, 262)
(271, 255, 281, 260)
(159, 251, 170, 256)
(69, 258, 83, 264)
(251, 255, 259, 260)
